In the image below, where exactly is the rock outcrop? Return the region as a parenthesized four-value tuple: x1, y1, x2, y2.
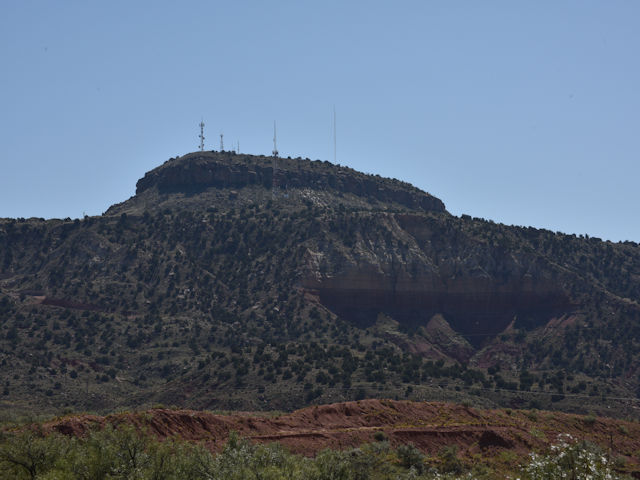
(302, 213, 572, 343)
(135, 152, 446, 213)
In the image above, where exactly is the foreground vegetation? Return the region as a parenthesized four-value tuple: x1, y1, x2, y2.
(0, 425, 632, 479)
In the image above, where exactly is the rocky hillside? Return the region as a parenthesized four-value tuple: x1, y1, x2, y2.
(130, 152, 446, 213)
(38, 399, 640, 476)
(5, 400, 639, 478)
(1, 151, 639, 418)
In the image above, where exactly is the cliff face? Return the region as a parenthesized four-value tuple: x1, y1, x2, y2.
(302, 214, 572, 340)
(135, 152, 446, 214)
(131, 154, 614, 343)
(305, 269, 569, 336)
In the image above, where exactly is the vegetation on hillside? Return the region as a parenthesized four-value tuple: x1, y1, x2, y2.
(1, 152, 639, 417)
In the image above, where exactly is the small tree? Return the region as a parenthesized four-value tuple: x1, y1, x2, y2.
(0, 430, 70, 480)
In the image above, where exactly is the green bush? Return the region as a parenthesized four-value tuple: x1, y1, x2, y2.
(396, 443, 426, 473)
(521, 434, 624, 480)
(438, 445, 465, 475)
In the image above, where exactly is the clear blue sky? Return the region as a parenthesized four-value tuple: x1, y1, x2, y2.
(1, 1, 639, 241)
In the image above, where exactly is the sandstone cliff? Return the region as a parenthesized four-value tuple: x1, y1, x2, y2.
(134, 152, 446, 214)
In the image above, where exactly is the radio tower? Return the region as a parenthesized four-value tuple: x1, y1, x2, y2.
(198, 120, 205, 152)
(272, 121, 279, 157)
(220, 133, 224, 151)
(333, 106, 337, 164)
(272, 121, 279, 198)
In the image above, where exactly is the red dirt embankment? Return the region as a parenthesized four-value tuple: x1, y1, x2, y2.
(42, 400, 640, 470)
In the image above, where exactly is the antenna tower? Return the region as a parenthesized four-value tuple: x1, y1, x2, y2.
(272, 121, 279, 157)
(220, 133, 224, 151)
(272, 121, 279, 198)
(333, 106, 337, 164)
(199, 120, 205, 152)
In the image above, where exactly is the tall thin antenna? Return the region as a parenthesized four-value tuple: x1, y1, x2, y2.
(333, 106, 337, 164)
(199, 120, 205, 152)
(272, 121, 278, 157)
(237, 140, 240, 154)
(220, 133, 224, 152)
(272, 121, 279, 198)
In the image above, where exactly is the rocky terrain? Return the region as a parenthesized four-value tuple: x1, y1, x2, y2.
(1, 151, 640, 418)
(131, 153, 446, 213)
(35, 399, 640, 477)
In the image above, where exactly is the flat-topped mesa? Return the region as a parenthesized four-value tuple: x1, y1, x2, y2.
(135, 151, 446, 213)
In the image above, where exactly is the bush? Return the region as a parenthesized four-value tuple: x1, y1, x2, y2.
(438, 445, 464, 474)
(522, 434, 623, 480)
(373, 431, 387, 442)
(396, 442, 426, 473)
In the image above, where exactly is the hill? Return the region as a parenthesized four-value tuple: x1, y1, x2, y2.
(1, 151, 640, 418)
(5, 400, 640, 478)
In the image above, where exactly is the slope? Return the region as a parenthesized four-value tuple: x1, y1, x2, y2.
(0, 151, 639, 418)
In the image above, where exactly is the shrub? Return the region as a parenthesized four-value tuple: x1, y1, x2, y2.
(396, 442, 426, 473)
(373, 431, 387, 442)
(522, 434, 623, 480)
(439, 445, 464, 474)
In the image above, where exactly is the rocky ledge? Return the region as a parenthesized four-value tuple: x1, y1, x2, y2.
(135, 152, 446, 213)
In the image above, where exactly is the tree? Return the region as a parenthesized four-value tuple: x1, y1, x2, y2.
(0, 430, 70, 480)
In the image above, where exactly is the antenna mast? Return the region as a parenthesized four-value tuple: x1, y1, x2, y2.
(333, 106, 337, 164)
(272, 121, 278, 157)
(220, 133, 224, 152)
(199, 120, 205, 152)
(272, 121, 279, 198)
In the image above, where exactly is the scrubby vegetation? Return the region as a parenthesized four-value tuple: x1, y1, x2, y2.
(0, 426, 632, 479)
(1, 151, 640, 418)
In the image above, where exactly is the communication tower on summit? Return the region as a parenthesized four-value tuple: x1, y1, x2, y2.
(272, 121, 278, 157)
(272, 121, 279, 198)
(220, 133, 224, 151)
(333, 106, 337, 164)
(198, 120, 205, 152)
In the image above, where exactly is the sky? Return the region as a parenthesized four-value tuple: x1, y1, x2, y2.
(1, 1, 639, 242)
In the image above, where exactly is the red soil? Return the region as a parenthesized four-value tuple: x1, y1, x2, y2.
(41, 399, 640, 473)
(41, 297, 105, 312)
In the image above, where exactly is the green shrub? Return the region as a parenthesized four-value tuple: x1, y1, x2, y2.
(396, 442, 426, 473)
(584, 413, 597, 426)
(438, 445, 464, 474)
(522, 434, 623, 480)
